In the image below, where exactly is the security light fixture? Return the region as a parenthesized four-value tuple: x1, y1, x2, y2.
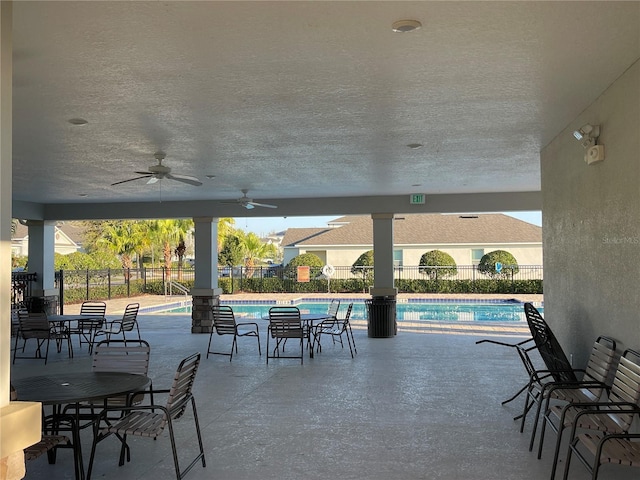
(572, 124, 604, 165)
(572, 124, 600, 148)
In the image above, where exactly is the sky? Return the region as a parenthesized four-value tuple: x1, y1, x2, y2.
(234, 211, 542, 236)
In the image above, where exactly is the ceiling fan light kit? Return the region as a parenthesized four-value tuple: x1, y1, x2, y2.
(221, 189, 278, 209)
(111, 152, 203, 186)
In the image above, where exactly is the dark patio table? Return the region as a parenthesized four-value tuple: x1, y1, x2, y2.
(12, 371, 150, 480)
(262, 313, 333, 358)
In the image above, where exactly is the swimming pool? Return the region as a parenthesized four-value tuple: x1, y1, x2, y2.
(161, 299, 541, 323)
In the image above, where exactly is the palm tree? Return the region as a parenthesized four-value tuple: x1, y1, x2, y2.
(217, 217, 235, 250)
(238, 231, 273, 278)
(150, 219, 193, 280)
(98, 221, 145, 280)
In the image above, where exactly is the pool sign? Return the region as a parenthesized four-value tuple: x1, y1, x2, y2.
(297, 266, 310, 283)
(410, 194, 425, 204)
(495, 262, 503, 273)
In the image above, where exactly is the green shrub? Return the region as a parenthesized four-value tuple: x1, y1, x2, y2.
(351, 250, 374, 284)
(419, 250, 458, 279)
(285, 253, 324, 279)
(477, 250, 519, 279)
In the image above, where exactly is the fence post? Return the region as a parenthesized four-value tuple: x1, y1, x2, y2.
(127, 268, 131, 297)
(107, 268, 111, 299)
(511, 267, 515, 293)
(59, 269, 65, 315)
(86, 269, 90, 300)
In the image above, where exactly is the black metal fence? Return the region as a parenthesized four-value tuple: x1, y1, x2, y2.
(11, 264, 543, 308)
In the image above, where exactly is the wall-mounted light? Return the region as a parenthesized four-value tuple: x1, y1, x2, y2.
(572, 123, 604, 165)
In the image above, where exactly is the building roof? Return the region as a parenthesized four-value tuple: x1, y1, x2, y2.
(13, 222, 85, 245)
(284, 214, 542, 247)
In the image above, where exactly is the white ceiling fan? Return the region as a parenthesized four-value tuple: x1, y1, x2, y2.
(111, 152, 202, 187)
(222, 189, 277, 209)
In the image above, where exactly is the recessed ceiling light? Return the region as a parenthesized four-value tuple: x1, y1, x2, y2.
(78, 193, 88, 197)
(407, 143, 423, 149)
(412, 184, 422, 187)
(68, 118, 88, 125)
(205, 175, 216, 179)
(392, 20, 422, 33)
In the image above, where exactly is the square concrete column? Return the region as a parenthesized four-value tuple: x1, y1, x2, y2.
(191, 217, 222, 333)
(369, 213, 397, 298)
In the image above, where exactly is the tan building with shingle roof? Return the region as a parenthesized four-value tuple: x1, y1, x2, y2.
(12, 222, 82, 257)
(281, 214, 542, 267)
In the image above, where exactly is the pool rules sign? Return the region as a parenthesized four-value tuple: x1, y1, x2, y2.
(297, 266, 310, 283)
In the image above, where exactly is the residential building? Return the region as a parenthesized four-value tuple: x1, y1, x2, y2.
(281, 214, 542, 267)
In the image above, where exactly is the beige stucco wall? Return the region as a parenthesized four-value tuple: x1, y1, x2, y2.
(286, 243, 542, 268)
(541, 59, 640, 367)
(400, 244, 542, 266)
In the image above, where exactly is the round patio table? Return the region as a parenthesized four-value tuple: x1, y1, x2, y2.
(12, 371, 150, 480)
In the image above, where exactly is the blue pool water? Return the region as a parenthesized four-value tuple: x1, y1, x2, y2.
(163, 300, 541, 323)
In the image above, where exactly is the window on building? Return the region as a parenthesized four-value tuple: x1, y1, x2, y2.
(393, 249, 403, 267)
(471, 249, 484, 265)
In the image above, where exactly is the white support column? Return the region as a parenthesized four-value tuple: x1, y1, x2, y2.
(369, 213, 397, 297)
(1, 5, 42, 480)
(0, 0, 12, 411)
(26, 221, 57, 296)
(191, 217, 222, 333)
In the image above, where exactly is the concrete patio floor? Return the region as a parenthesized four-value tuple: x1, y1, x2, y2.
(11, 309, 638, 480)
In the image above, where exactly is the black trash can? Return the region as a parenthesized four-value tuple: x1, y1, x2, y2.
(26, 295, 58, 315)
(365, 296, 397, 338)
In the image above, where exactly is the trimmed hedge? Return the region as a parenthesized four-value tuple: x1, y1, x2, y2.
(62, 276, 542, 303)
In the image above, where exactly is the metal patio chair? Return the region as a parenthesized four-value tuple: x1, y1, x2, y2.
(69, 301, 106, 353)
(540, 348, 640, 480)
(87, 352, 205, 480)
(63, 339, 153, 425)
(267, 306, 304, 364)
(13, 310, 73, 364)
(522, 336, 617, 451)
(312, 303, 357, 358)
(94, 303, 141, 345)
(475, 302, 575, 416)
(564, 431, 640, 479)
(206, 305, 261, 361)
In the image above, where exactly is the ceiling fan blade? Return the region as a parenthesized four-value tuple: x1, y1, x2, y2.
(111, 174, 152, 186)
(134, 170, 152, 175)
(166, 173, 203, 186)
(248, 201, 278, 209)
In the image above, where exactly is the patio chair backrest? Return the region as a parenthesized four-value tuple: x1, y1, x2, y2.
(17, 311, 50, 339)
(78, 301, 107, 333)
(582, 336, 617, 394)
(342, 303, 353, 325)
(211, 305, 236, 335)
(80, 301, 107, 318)
(92, 339, 151, 375)
(327, 300, 340, 319)
(524, 302, 577, 383)
(167, 352, 201, 420)
(606, 349, 640, 430)
(120, 303, 140, 332)
(268, 306, 302, 338)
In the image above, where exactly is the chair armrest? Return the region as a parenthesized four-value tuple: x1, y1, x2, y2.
(540, 379, 608, 395)
(236, 322, 260, 329)
(475, 337, 534, 347)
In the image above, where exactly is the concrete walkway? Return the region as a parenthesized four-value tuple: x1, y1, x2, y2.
(12, 303, 636, 480)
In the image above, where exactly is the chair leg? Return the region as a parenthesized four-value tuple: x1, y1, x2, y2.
(206, 331, 214, 359)
(44, 338, 50, 365)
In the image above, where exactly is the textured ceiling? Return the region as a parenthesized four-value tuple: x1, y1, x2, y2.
(9, 1, 640, 219)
